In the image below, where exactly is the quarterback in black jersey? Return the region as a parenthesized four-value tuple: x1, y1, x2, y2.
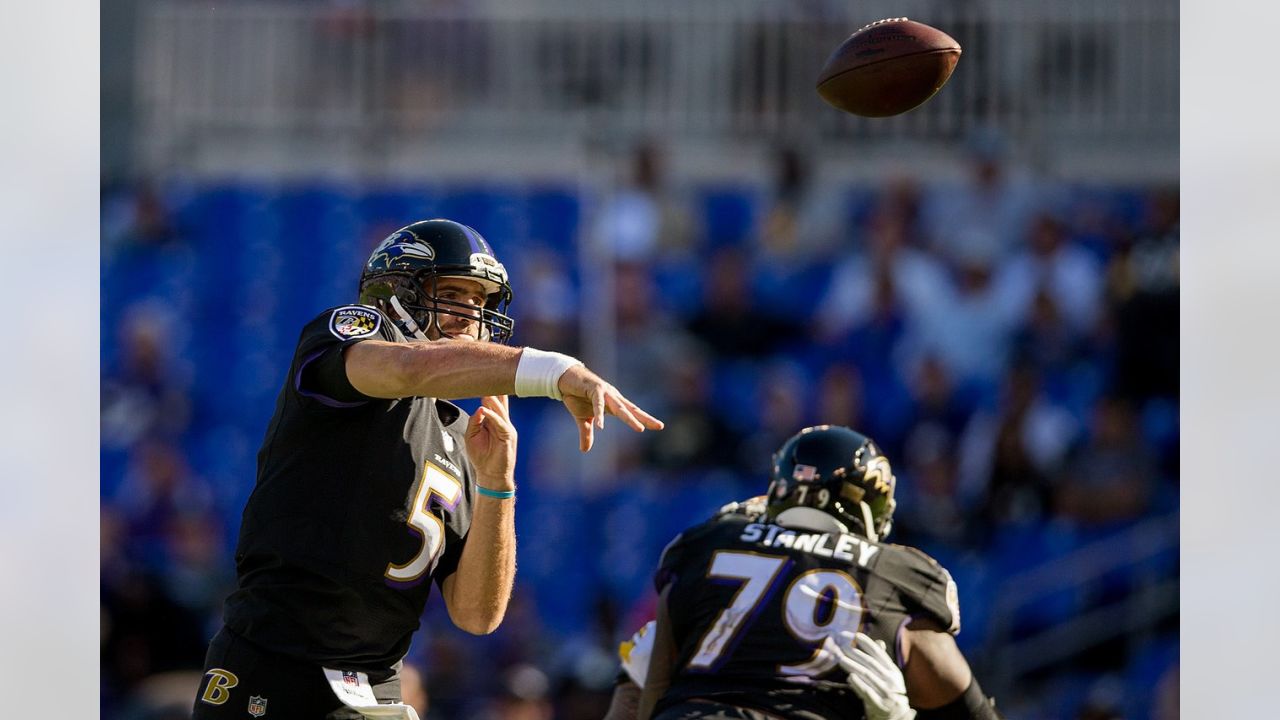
(193, 219, 663, 720)
(636, 426, 1003, 720)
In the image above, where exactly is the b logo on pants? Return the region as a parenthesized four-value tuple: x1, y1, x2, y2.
(200, 668, 240, 705)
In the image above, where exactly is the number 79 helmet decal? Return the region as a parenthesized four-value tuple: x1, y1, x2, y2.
(765, 425, 897, 542)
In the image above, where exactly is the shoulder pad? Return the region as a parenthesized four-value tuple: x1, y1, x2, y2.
(652, 517, 734, 592)
(879, 544, 961, 635)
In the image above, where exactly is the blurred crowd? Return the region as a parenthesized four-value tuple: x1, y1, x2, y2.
(100, 134, 1178, 720)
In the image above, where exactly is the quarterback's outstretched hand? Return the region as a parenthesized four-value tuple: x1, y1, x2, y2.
(557, 365, 664, 452)
(825, 634, 915, 720)
(464, 395, 517, 488)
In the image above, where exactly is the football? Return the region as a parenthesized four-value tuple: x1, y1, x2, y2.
(815, 18, 961, 118)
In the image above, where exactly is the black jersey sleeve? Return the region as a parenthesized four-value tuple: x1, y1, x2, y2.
(654, 531, 689, 593)
(882, 545, 962, 635)
(293, 305, 398, 406)
(653, 517, 730, 593)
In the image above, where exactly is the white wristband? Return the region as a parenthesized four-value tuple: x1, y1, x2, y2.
(514, 348, 582, 400)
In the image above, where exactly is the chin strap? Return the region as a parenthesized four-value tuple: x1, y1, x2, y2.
(388, 295, 429, 340)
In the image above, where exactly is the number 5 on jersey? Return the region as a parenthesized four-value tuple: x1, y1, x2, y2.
(385, 462, 463, 583)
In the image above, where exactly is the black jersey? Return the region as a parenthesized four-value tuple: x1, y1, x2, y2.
(223, 305, 477, 673)
(653, 516, 960, 720)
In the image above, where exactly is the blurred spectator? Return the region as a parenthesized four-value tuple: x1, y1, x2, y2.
(894, 352, 989, 547)
(752, 144, 843, 318)
(958, 364, 1078, 531)
(101, 301, 192, 451)
(1154, 663, 1179, 720)
(894, 420, 969, 546)
(757, 144, 846, 260)
(158, 511, 234, 635)
(418, 628, 479, 719)
(614, 262, 700, 417)
(735, 360, 810, 478)
(995, 212, 1105, 335)
(920, 128, 1042, 263)
(906, 354, 972, 442)
(101, 181, 178, 252)
(481, 665, 554, 720)
(905, 228, 1021, 391)
(1054, 396, 1156, 525)
(814, 363, 866, 432)
(1074, 675, 1127, 720)
(1011, 286, 1091, 383)
(877, 176, 926, 245)
(643, 349, 745, 474)
(685, 246, 787, 360)
(111, 439, 216, 569)
(594, 141, 693, 262)
(1107, 187, 1179, 403)
(511, 247, 580, 355)
(820, 264, 906, 383)
(816, 205, 950, 341)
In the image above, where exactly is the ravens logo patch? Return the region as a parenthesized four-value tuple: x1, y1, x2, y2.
(329, 306, 382, 340)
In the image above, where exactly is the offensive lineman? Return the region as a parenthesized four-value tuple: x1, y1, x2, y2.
(192, 219, 663, 719)
(636, 425, 1003, 720)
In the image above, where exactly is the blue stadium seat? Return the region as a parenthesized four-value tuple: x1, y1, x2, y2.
(700, 186, 759, 248)
(357, 186, 438, 229)
(525, 186, 581, 254)
(437, 185, 523, 245)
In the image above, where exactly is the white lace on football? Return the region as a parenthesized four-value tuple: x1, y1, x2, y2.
(859, 17, 909, 31)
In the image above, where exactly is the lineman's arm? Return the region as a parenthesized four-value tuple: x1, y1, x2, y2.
(636, 586, 679, 720)
(603, 680, 643, 720)
(903, 621, 1004, 719)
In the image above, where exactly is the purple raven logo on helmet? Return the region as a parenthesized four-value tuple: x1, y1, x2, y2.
(368, 230, 436, 269)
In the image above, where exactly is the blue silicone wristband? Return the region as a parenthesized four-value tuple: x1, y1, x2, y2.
(476, 485, 516, 499)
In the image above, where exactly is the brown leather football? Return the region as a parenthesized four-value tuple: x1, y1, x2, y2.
(816, 18, 961, 118)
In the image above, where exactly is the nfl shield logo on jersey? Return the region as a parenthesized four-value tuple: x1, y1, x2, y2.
(247, 696, 268, 717)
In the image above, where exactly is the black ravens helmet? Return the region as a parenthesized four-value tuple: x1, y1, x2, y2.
(765, 425, 898, 541)
(358, 219, 514, 343)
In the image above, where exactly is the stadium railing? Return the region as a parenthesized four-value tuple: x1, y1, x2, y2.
(980, 512, 1179, 697)
(133, 0, 1178, 178)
